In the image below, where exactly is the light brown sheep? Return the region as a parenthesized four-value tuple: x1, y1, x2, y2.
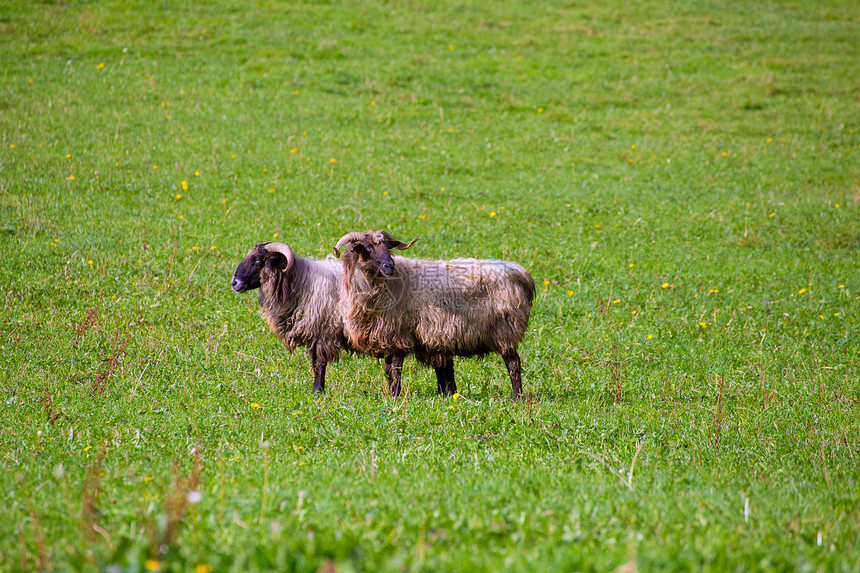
(334, 231, 535, 399)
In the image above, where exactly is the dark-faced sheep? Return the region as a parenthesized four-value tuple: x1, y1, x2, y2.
(231, 242, 348, 393)
(333, 230, 535, 399)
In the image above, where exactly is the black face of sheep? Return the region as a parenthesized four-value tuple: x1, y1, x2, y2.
(232, 243, 290, 293)
(231, 245, 264, 292)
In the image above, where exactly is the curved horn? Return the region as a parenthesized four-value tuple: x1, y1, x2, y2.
(264, 242, 294, 269)
(333, 232, 368, 258)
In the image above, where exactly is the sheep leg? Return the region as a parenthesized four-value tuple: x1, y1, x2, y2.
(434, 359, 456, 396)
(384, 356, 394, 392)
(384, 354, 405, 397)
(310, 348, 326, 393)
(503, 351, 523, 400)
(312, 360, 326, 393)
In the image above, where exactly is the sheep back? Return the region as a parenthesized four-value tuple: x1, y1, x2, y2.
(342, 256, 535, 365)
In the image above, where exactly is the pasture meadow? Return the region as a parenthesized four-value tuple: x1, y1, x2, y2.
(1, 0, 858, 571)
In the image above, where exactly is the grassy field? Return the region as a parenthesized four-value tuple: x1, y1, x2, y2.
(1, 0, 859, 571)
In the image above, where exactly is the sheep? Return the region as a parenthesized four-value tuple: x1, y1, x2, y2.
(232, 240, 451, 396)
(231, 242, 348, 393)
(333, 230, 535, 399)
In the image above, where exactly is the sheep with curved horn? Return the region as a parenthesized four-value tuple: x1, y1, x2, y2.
(230, 242, 348, 393)
(335, 230, 535, 399)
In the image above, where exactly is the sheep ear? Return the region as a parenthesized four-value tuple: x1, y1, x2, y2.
(265, 252, 291, 272)
(333, 243, 365, 258)
(389, 237, 420, 251)
(264, 242, 294, 271)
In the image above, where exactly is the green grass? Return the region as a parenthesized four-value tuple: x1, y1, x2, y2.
(1, 0, 859, 571)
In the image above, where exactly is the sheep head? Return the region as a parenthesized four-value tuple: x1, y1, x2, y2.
(333, 230, 418, 278)
(231, 242, 295, 293)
